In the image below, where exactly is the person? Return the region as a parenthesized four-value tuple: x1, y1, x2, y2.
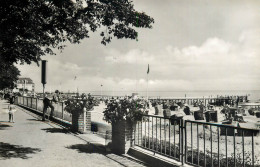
(42, 90, 59, 121)
(9, 93, 15, 104)
(43, 94, 54, 121)
(52, 90, 60, 103)
(8, 104, 16, 122)
(42, 91, 59, 121)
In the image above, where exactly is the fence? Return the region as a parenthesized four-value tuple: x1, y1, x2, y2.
(16, 96, 259, 166)
(135, 115, 260, 167)
(134, 115, 184, 162)
(16, 96, 72, 123)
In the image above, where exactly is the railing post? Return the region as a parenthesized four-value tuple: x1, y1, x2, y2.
(83, 110, 86, 132)
(36, 98, 38, 110)
(62, 102, 64, 120)
(181, 119, 184, 165)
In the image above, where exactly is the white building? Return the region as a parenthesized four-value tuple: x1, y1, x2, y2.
(13, 78, 35, 94)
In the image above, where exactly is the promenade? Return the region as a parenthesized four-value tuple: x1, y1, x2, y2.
(0, 100, 146, 167)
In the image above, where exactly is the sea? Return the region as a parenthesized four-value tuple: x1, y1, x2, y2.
(82, 90, 260, 102)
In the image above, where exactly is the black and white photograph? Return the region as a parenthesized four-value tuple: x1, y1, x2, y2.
(0, 0, 260, 166)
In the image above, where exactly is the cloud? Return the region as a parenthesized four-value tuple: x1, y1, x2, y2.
(16, 28, 260, 92)
(105, 49, 154, 64)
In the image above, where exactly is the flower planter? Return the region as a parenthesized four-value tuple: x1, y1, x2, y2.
(111, 120, 134, 155)
(103, 98, 146, 154)
(71, 110, 91, 133)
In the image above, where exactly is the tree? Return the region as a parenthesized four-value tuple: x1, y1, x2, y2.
(0, 0, 154, 65)
(0, 60, 20, 90)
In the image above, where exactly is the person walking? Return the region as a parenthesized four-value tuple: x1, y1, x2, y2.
(8, 105, 16, 122)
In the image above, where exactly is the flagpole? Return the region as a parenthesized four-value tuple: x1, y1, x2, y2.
(146, 64, 149, 101)
(146, 72, 148, 101)
(74, 76, 77, 97)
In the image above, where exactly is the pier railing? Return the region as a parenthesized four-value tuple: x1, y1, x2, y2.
(16, 96, 258, 166)
(134, 114, 260, 167)
(134, 115, 184, 162)
(16, 96, 72, 123)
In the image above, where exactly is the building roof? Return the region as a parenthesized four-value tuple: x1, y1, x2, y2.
(17, 78, 34, 84)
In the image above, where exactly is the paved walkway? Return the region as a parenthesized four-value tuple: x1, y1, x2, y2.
(0, 100, 146, 167)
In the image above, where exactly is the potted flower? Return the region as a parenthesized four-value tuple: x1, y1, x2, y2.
(64, 93, 98, 132)
(103, 97, 147, 154)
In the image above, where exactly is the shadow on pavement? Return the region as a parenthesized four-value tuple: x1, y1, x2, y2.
(67, 144, 147, 167)
(0, 142, 41, 160)
(66, 143, 106, 154)
(41, 128, 70, 134)
(0, 124, 12, 130)
(27, 119, 44, 122)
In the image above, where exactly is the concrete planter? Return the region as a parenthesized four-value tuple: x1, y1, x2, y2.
(111, 120, 134, 155)
(71, 109, 91, 133)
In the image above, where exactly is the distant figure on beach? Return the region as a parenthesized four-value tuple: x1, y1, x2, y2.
(42, 90, 60, 121)
(154, 102, 159, 115)
(8, 105, 16, 122)
(236, 96, 239, 107)
(163, 104, 171, 118)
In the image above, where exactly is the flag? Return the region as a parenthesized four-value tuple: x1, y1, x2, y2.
(147, 64, 149, 74)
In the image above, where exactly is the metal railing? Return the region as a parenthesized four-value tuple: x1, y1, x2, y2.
(16, 96, 72, 123)
(185, 120, 259, 167)
(134, 115, 184, 163)
(134, 115, 260, 167)
(16, 96, 259, 166)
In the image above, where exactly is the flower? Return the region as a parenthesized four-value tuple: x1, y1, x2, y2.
(64, 93, 99, 114)
(103, 97, 147, 124)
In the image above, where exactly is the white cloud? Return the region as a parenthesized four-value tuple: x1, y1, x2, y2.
(16, 27, 260, 93)
(105, 49, 154, 64)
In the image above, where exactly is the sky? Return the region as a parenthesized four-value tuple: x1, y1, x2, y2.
(17, 0, 260, 94)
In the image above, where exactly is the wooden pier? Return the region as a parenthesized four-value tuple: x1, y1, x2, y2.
(148, 95, 248, 106)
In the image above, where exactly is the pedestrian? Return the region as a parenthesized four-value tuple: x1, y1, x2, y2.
(42, 94, 54, 121)
(9, 93, 15, 104)
(8, 105, 16, 123)
(42, 90, 60, 121)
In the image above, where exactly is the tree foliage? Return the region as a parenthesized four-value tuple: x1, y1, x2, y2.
(0, 60, 20, 90)
(0, 0, 154, 65)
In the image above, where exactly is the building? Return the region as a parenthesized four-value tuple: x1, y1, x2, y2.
(13, 78, 35, 94)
